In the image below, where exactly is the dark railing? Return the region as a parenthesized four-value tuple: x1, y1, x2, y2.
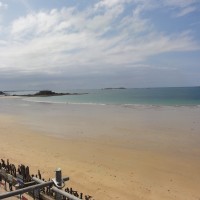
(0, 159, 93, 200)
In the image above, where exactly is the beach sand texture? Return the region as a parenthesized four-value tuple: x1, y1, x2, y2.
(0, 99, 200, 200)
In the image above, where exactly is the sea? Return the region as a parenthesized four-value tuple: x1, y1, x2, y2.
(6, 87, 200, 106)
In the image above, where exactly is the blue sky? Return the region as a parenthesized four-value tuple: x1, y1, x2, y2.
(0, 0, 200, 90)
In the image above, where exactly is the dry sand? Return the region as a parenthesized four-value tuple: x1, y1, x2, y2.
(0, 100, 200, 200)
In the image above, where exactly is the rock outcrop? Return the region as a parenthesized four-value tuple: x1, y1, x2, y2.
(13, 90, 87, 97)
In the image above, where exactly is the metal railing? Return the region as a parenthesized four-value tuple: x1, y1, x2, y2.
(0, 166, 91, 200)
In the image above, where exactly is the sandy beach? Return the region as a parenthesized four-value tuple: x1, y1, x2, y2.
(0, 97, 200, 200)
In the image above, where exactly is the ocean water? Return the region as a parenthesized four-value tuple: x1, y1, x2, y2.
(22, 87, 200, 106)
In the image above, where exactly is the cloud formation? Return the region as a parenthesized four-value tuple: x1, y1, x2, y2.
(0, 0, 199, 89)
(0, 1, 7, 10)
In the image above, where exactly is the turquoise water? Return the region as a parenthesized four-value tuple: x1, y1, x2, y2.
(24, 87, 200, 106)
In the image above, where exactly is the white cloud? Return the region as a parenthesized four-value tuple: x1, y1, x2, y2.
(95, 0, 131, 8)
(0, 0, 199, 77)
(0, 1, 7, 10)
(163, 0, 197, 8)
(129, 0, 198, 17)
(0, 1, 7, 24)
(175, 6, 196, 17)
(163, 0, 198, 16)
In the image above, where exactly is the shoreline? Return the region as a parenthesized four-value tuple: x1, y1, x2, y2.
(1, 98, 200, 199)
(20, 97, 200, 108)
(3, 86, 200, 107)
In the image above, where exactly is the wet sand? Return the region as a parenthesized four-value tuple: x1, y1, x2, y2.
(0, 98, 200, 199)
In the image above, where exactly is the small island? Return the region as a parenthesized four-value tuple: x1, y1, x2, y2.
(0, 91, 6, 95)
(12, 90, 87, 97)
(102, 87, 126, 90)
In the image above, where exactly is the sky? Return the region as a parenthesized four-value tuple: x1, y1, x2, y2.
(0, 0, 200, 90)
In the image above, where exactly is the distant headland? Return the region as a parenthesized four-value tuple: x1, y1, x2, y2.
(102, 87, 126, 90)
(1, 90, 87, 97)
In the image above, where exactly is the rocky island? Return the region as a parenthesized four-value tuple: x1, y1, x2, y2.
(12, 90, 87, 97)
(102, 87, 126, 90)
